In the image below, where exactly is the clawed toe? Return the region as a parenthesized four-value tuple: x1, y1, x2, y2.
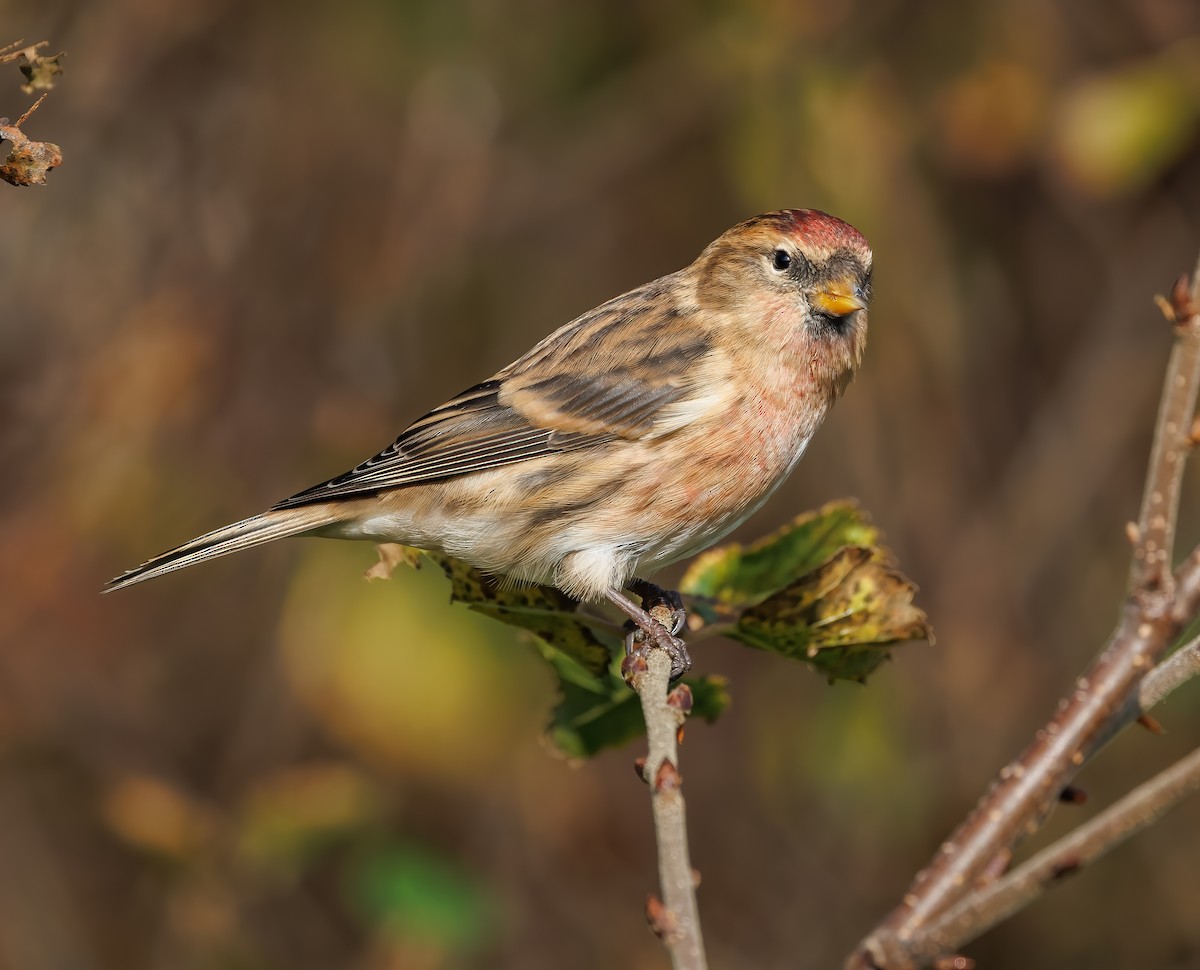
(607, 584, 693, 682)
(628, 578, 688, 636)
(623, 621, 692, 681)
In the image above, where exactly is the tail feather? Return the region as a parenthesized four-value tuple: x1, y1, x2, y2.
(104, 508, 333, 593)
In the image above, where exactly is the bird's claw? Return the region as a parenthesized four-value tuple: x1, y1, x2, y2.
(611, 580, 693, 680)
(623, 620, 692, 681)
(627, 579, 688, 637)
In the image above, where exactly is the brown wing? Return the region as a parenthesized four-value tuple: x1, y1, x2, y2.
(273, 273, 718, 509)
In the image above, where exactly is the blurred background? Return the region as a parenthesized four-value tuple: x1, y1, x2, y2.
(2, 0, 1199, 967)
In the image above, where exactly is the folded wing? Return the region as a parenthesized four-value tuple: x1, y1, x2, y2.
(275, 281, 718, 509)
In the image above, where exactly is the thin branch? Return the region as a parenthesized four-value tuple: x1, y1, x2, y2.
(1139, 633, 1200, 711)
(855, 542, 1200, 970)
(14, 92, 47, 128)
(911, 745, 1200, 961)
(847, 252, 1200, 970)
(0, 39, 33, 63)
(625, 646, 707, 970)
(1130, 265, 1200, 594)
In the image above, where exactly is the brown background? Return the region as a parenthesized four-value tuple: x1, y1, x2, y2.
(2, 0, 1199, 967)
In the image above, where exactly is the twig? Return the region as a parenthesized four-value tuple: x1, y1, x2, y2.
(847, 252, 1200, 970)
(0, 39, 33, 63)
(1130, 267, 1200, 595)
(909, 745, 1200, 961)
(1139, 633, 1200, 711)
(624, 645, 707, 970)
(15, 92, 47, 128)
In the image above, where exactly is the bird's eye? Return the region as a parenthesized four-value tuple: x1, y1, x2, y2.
(771, 249, 791, 272)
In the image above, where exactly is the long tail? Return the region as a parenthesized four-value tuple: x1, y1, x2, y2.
(104, 507, 336, 593)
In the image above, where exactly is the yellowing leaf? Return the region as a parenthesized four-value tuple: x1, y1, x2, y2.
(680, 500, 881, 619)
(734, 546, 931, 682)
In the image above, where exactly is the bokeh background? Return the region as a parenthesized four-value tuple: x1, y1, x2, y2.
(2, 1, 1199, 967)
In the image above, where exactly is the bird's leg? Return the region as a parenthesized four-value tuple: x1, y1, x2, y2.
(626, 577, 688, 636)
(605, 586, 692, 681)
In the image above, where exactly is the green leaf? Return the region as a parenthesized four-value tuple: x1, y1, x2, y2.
(545, 666, 645, 760)
(542, 660, 731, 760)
(680, 500, 880, 617)
(732, 546, 931, 682)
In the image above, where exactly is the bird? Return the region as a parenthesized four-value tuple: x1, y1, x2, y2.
(106, 209, 872, 678)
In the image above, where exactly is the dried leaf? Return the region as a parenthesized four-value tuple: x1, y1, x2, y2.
(0, 40, 32, 64)
(18, 47, 65, 94)
(0, 121, 61, 186)
(366, 542, 423, 581)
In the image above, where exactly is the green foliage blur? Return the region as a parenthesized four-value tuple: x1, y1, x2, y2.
(1, 0, 1199, 968)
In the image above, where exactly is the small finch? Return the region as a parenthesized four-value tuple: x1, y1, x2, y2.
(107, 209, 872, 676)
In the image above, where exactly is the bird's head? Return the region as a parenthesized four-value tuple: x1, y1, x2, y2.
(694, 208, 872, 397)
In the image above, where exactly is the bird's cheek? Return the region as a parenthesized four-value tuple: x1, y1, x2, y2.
(749, 295, 805, 349)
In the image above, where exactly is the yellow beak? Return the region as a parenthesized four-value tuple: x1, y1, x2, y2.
(811, 283, 867, 318)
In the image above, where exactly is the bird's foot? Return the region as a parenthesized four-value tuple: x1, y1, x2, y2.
(623, 623, 692, 681)
(626, 578, 688, 637)
(605, 584, 691, 681)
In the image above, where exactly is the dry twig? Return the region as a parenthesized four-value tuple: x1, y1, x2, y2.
(847, 252, 1200, 969)
(624, 620, 707, 970)
(0, 39, 32, 63)
(1, 39, 63, 187)
(909, 745, 1200, 961)
(1139, 634, 1200, 711)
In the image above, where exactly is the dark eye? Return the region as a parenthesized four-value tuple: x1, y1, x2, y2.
(771, 249, 791, 271)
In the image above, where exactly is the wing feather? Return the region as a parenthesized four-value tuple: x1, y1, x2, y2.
(274, 275, 720, 509)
